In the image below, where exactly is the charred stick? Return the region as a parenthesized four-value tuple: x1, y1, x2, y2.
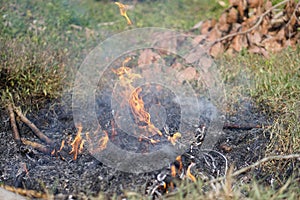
(21, 138, 51, 154)
(13, 107, 54, 145)
(223, 123, 266, 130)
(7, 103, 21, 144)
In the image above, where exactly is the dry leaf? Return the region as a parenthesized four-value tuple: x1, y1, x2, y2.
(207, 27, 222, 42)
(210, 42, 224, 57)
(201, 20, 213, 35)
(138, 49, 162, 66)
(231, 35, 248, 52)
(248, 0, 262, 8)
(248, 31, 262, 45)
(176, 67, 197, 82)
(227, 8, 238, 24)
(229, 0, 240, 7)
(219, 12, 228, 26)
(261, 37, 283, 52)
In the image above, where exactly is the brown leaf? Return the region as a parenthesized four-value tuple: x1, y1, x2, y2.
(153, 31, 177, 54)
(209, 42, 224, 57)
(138, 49, 162, 66)
(192, 34, 207, 45)
(247, 0, 262, 8)
(261, 36, 283, 52)
(184, 46, 206, 64)
(229, 0, 240, 7)
(219, 12, 227, 26)
(219, 23, 230, 33)
(201, 20, 212, 35)
(231, 35, 248, 52)
(227, 8, 238, 24)
(237, 0, 246, 19)
(207, 27, 222, 42)
(248, 31, 262, 45)
(176, 67, 197, 82)
(248, 45, 262, 54)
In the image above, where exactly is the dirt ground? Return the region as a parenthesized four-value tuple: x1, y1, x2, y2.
(0, 96, 270, 199)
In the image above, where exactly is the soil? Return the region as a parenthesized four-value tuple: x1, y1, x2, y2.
(0, 96, 270, 199)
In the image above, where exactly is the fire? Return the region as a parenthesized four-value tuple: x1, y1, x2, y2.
(186, 162, 197, 182)
(115, 2, 133, 25)
(69, 125, 85, 160)
(129, 87, 151, 124)
(176, 155, 183, 172)
(129, 87, 163, 137)
(168, 132, 182, 145)
(171, 156, 183, 177)
(171, 164, 176, 177)
(98, 130, 109, 151)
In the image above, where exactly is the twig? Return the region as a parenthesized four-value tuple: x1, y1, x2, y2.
(0, 184, 49, 199)
(21, 138, 51, 154)
(7, 103, 21, 143)
(207, 154, 300, 184)
(13, 106, 54, 145)
(212, 0, 291, 45)
(223, 123, 267, 130)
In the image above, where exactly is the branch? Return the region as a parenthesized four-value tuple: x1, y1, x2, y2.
(21, 138, 51, 154)
(7, 103, 21, 143)
(13, 106, 54, 145)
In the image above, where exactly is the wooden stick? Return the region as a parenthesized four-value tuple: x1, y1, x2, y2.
(21, 138, 51, 154)
(223, 123, 268, 130)
(7, 103, 21, 143)
(13, 106, 54, 145)
(0, 184, 49, 199)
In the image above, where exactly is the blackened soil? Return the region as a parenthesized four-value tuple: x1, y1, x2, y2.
(0, 98, 270, 199)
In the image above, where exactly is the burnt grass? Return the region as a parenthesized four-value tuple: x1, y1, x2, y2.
(0, 97, 270, 199)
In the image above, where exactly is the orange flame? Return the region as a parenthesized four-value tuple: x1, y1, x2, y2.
(69, 125, 85, 160)
(130, 87, 151, 124)
(176, 156, 183, 172)
(115, 2, 132, 25)
(186, 162, 197, 182)
(168, 132, 181, 145)
(171, 165, 176, 177)
(98, 130, 109, 151)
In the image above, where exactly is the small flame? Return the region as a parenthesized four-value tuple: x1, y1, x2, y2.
(58, 140, 65, 153)
(98, 130, 109, 151)
(171, 164, 176, 177)
(186, 162, 197, 182)
(168, 132, 181, 145)
(69, 125, 85, 160)
(176, 155, 183, 172)
(115, 2, 133, 25)
(130, 87, 151, 124)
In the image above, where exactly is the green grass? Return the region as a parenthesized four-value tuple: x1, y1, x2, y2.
(0, 0, 225, 109)
(1, 0, 299, 199)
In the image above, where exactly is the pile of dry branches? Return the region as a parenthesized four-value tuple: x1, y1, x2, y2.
(194, 0, 300, 57)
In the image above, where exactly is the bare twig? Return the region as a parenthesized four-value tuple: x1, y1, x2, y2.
(212, 0, 291, 45)
(0, 184, 49, 199)
(21, 138, 51, 154)
(13, 106, 54, 145)
(207, 154, 300, 184)
(223, 123, 268, 130)
(7, 103, 21, 143)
